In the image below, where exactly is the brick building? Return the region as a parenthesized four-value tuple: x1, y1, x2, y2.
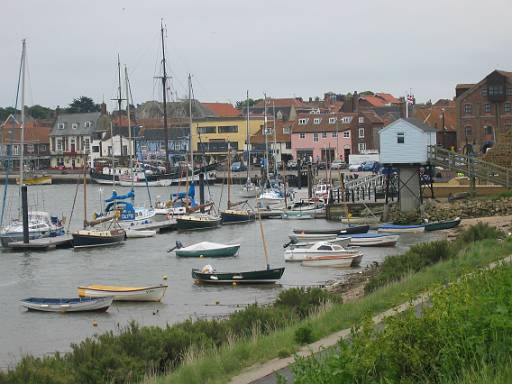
(455, 70, 512, 154)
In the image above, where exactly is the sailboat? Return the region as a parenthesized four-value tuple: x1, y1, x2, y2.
(72, 166, 126, 248)
(175, 74, 221, 231)
(221, 146, 255, 224)
(239, 91, 260, 198)
(0, 40, 65, 247)
(192, 197, 284, 284)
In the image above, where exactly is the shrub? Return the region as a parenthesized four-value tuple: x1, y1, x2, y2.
(275, 287, 341, 319)
(294, 324, 314, 345)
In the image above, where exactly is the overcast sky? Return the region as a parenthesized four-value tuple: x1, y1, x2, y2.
(1, 0, 511, 110)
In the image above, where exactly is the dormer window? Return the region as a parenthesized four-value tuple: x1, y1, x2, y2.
(84, 121, 92, 128)
(313, 118, 321, 125)
(298, 118, 308, 125)
(342, 116, 351, 124)
(71, 123, 78, 130)
(328, 117, 336, 124)
(358, 117, 364, 124)
(58, 123, 65, 130)
(283, 126, 291, 134)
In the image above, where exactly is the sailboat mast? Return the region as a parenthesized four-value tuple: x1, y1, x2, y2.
(272, 100, 277, 176)
(116, 54, 124, 161)
(263, 93, 269, 179)
(110, 122, 116, 186)
(246, 90, 250, 182)
(188, 74, 194, 178)
(160, 20, 170, 171)
(227, 144, 231, 208)
(19, 39, 26, 191)
(83, 166, 87, 229)
(124, 65, 134, 195)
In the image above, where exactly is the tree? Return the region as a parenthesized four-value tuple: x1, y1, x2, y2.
(235, 98, 256, 110)
(67, 96, 100, 113)
(0, 107, 19, 121)
(28, 104, 54, 119)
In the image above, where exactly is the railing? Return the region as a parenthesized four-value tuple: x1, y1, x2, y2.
(427, 146, 512, 189)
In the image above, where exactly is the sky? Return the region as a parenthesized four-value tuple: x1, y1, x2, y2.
(1, 0, 511, 110)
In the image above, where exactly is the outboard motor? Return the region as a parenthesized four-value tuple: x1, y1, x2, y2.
(175, 240, 183, 249)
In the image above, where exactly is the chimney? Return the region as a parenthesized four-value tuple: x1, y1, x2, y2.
(353, 91, 359, 113)
(100, 102, 107, 116)
(399, 97, 406, 118)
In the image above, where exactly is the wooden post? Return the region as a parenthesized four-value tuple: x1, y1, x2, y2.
(307, 164, 312, 198)
(21, 185, 29, 244)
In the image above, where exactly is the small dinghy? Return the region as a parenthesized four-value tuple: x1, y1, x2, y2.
(174, 241, 240, 258)
(292, 224, 369, 235)
(125, 229, 157, 238)
(192, 264, 285, 284)
(20, 296, 113, 312)
(284, 241, 362, 262)
(424, 217, 461, 232)
(78, 284, 167, 302)
(289, 232, 338, 242)
(340, 216, 380, 224)
(301, 252, 363, 268)
(378, 224, 425, 233)
(284, 236, 351, 249)
(348, 233, 399, 247)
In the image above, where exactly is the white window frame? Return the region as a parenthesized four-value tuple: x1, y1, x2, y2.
(484, 103, 491, 113)
(13, 145, 20, 155)
(358, 117, 364, 123)
(343, 131, 350, 138)
(328, 117, 336, 124)
(331, 131, 337, 138)
(342, 116, 351, 124)
(58, 123, 65, 130)
(84, 121, 92, 128)
(56, 138, 63, 151)
(504, 102, 511, 113)
(71, 123, 78, 130)
(299, 132, 305, 139)
(358, 128, 365, 138)
(84, 138, 90, 153)
(397, 132, 405, 144)
(313, 118, 321, 125)
(464, 103, 472, 114)
(322, 132, 327, 138)
(283, 126, 291, 134)
(358, 142, 366, 152)
(298, 118, 308, 125)
(313, 133, 319, 142)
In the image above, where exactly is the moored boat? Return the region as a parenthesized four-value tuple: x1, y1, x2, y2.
(125, 229, 156, 238)
(377, 224, 425, 233)
(347, 233, 399, 247)
(424, 217, 461, 232)
(221, 209, 256, 224)
(20, 296, 113, 312)
(301, 253, 363, 268)
(77, 284, 167, 302)
(281, 211, 315, 220)
(285, 236, 351, 249)
(284, 241, 361, 262)
(176, 214, 222, 231)
(72, 228, 126, 248)
(340, 216, 380, 224)
(0, 212, 65, 247)
(289, 232, 338, 242)
(292, 224, 369, 236)
(192, 265, 285, 284)
(16, 174, 52, 185)
(175, 241, 240, 257)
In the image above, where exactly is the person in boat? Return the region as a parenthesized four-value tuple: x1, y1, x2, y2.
(201, 264, 215, 274)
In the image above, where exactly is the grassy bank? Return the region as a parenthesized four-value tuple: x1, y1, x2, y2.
(292, 255, 512, 383)
(0, 224, 508, 384)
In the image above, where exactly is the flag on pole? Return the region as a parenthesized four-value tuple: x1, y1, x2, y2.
(407, 94, 415, 105)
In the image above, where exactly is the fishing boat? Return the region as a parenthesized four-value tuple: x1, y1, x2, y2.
(423, 217, 461, 232)
(301, 253, 363, 268)
(77, 284, 167, 302)
(16, 174, 52, 185)
(285, 236, 351, 249)
(125, 229, 156, 238)
(292, 224, 370, 235)
(0, 212, 65, 247)
(284, 241, 362, 262)
(176, 213, 221, 231)
(192, 265, 285, 284)
(377, 224, 425, 233)
(175, 241, 240, 257)
(347, 233, 399, 247)
(20, 296, 113, 312)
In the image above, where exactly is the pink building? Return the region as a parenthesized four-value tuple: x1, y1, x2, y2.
(291, 112, 354, 163)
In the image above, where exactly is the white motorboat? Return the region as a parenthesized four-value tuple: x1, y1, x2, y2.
(21, 296, 113, 312)
(284, 241, 361, 262)
(0, 211, 65, 247)
(301, 253, 363, 268)
(258, 190, 285, 206)
(77, 284, 167, 302)
(239, 182, 260, 198)
(348, 233, 399, 246)
(287, 236, 351, 249)
(125, 229, 157, 238)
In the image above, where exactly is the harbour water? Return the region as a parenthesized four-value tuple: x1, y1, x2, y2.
(0, 184, 444, 368)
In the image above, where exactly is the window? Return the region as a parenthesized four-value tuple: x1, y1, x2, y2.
(484, 103, 491, 113)
(397, 132, 405, 144)
(56, 139, 63, 151)
(322, 132, 327, 138)
(218, 125, 238, 133)
(40, 145, 46, 152)
(71, 123, 78, 130)
(197, 126, 216, 134)
(484, 126, 494, 136)
(358, 128, 365, 138)
(343, 131, 350, 138)
(13, 145, 20, 155)
(26, 144, 34, 153)
(313, 133, 319, 142)
(283, 126, 291, 134)
(92, 145, 100, 153)
(505, 103, 511, 113)
(299, 132, 305, 139)
(332, 131, 337, 138)
(481, 88, 487, 96)
(286, 142, 291, 149)
(313, 118, 321, 125)
(341, 116, 351, 124)
(488, 85, 504, 96)
(58, 122, 65, 129)
(464, 104, 472, 114)
(298, 118, 308, 125)
(464, 126, 472, 137)
(84, 138, 90, 153)
(358, 142, 366, 152)
(358, 117, 364, 123)
(328, 117, 336, 124)
(507, 88, 512, 96)
(84, 121, 92, 128)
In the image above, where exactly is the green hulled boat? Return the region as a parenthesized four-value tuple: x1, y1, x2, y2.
(192, 266, 285, 284)
(175, 241, 240, 257)
(176, 214, 221, 231)
(424, 217, 461, 232)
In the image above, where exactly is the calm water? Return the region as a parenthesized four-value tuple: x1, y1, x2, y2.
(0, 184, 444, 368)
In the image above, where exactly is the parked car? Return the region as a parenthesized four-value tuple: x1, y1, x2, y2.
(318, 162, 329, 170)
(330, 160, 346, 170)
(361, 161, 380, 173)
(231, 161, 247, 172)
(348, 163, 362, 172)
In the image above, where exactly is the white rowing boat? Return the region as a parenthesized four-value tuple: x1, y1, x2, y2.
(21, 296, 113, 312)
(285, 241, 361, 262)
(77, 284, 168, 302)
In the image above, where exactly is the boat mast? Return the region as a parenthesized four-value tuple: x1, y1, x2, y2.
(19, 39, 26, 193)
(272, 99, 277, 177)
(188, 74, 194, 180)
(115, 54, 124, 165)
(256, 199, 270, 270)
(263, 93, 269, 183)
(83, 165, 87, 229)
(124, 65, 134, 198)
(160, 20, 170, 171)
(227, 144, 231, 208)
(246, 90, 250, 184)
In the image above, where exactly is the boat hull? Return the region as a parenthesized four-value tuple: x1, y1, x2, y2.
(125, 229, 156, 238)
(292, 224, 369, 236)
(176, 215, 221, 231)
(424, 218, 461, 232)
(78, 285, 167, 302)
(176, 244, 240, 258)
(192, 267, 285, 284)
(378, 225, 425, 233)
(72, 229, 126, 248)
(16, 176, 52, 185)
(348, 234, 400, 247)
(301, 254, 363, 268)
(221, 210, 256, 224)
(0, 228, 65, 247)
(21, 296, 113, 312)
(285, 248, 361, 262)
(289, 237, 351, 249)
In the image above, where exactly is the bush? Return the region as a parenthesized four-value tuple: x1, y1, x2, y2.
(294, 324, 314, 345)
(275, 287, 341, 319)
(455, 222, 504, 244)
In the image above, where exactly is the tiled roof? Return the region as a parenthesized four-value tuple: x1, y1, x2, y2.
(50, 112, 102, 136)
(251, 120, 292, 144)
(404, 118, 437, 132)
(202, 103, 240, 117)
(413, 102, 456, 132)
(1, 116, 51, 143)
(253, 98, 306, 108)
(359, 95, 387, 107)
(360, 110, 384, 124)
(375, 93, 401, 105)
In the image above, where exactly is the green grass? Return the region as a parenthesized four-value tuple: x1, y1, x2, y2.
(153, 237, 512, 384)
(478, 190, 512, 200)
